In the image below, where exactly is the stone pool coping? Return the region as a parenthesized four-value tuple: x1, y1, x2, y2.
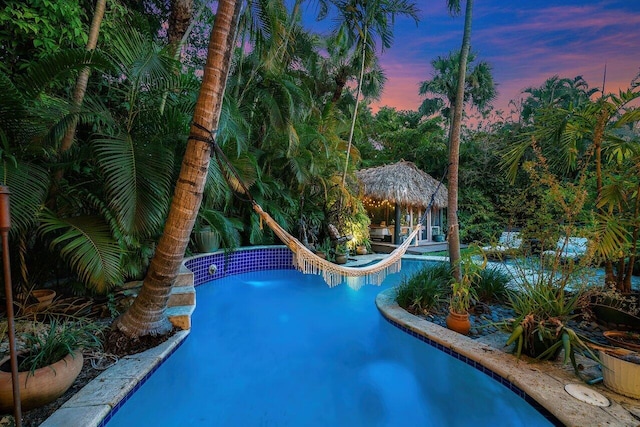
(376, 287, 640, 427)
(40, 330, 190, 427)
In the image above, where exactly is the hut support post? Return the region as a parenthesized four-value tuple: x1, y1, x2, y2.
(394, 203, 401, 244)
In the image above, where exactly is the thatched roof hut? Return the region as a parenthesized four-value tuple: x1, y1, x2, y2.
(356, 160, 448, 208)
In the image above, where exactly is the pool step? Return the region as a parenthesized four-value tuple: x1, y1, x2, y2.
(167, 304, 195, 330)
(167, 265, 196, 330)
(168, 285, 195, 307)
(174, 265, 194, 287)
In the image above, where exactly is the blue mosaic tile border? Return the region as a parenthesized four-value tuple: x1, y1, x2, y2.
(380, 315, 562, 427)
(97, 337, 187, 427)
(185, 246, 294, 286)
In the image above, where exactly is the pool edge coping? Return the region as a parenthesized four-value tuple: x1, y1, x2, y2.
(375, 287, 640, 427)
(40, 329, 190, 427)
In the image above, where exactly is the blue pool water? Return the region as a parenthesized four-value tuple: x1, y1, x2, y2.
(106, 261, 553, 426)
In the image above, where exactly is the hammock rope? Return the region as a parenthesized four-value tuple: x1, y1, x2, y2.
(191, 123, 448, 289)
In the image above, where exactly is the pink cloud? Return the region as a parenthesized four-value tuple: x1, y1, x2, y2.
(372, 1, 640, 116)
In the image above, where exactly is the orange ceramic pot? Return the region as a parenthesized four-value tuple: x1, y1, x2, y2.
(446, 310, 471, 335)
(0, 350, 83, 412)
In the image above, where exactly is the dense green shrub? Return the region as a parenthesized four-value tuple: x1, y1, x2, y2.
(473, 266, 511, 303)
(395, 263, 451, 315)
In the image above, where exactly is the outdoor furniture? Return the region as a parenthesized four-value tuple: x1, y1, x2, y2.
(542, 236, 588, 262)
(369, 225, 392, 242)
(481, 231, 522, 259)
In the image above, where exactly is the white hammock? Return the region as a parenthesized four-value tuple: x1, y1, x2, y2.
(253, 204, 424, 290)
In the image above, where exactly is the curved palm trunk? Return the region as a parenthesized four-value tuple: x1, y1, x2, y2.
(116, 0, 242, 337)
(447, 0, 473, 281)
(59, 0, 107, 155)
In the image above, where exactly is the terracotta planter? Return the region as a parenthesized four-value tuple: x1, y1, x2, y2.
(334, 254, 347, 265)
(590, 292, 640, 331)
(23, 289, 56, 314)
(600, 350, 640, 399)
(446, 310, 471, 335)
(603, 330, 640, 352)
(315, 251, 327, 260)
(356, 246, 368, 255)
(0, 350, 83, 412)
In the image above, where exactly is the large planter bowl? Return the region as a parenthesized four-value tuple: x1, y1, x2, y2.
(193, 228, 220, 253)
(0, 350, 83, 412)
(23, 289, 56, 314)
(334, 254, 347, 265)
(600, 350, 640, 399)
(603, 331, 640, 352)
(590, 293, 640, 331)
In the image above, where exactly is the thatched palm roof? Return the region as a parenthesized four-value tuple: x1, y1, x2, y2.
(356, 160, 448, 208)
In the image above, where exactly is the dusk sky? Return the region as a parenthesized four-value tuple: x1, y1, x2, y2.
(304, 0, 640, 116)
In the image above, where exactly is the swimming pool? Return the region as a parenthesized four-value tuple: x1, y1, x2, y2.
(105, 259, 554, 426)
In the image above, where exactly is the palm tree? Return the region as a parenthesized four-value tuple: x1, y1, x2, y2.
(327, 0, 419, 185)
(415, 4, 496, 280)
(168, 0, 194, 47)
(520, 75, 599, 123)
(116, 0, 243, 337)
(418, 49, 496, 119)
(59, 0, 107, 157)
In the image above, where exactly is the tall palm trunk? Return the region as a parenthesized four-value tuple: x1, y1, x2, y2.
(59, 0, 107, 156)
(168, 0, 194, 47)
(116, 0, 242, 337)
(342, 26, 367, 187)
(447, 0, 473, 281)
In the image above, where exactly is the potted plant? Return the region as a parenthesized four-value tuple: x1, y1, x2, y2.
(355, 237, 371, 255)
(504, 272, 600, 375)
(433, 232, 445, 243)
(446, 280, 478, 335)
(445, 248, 484, 335)
(315, 238, 332, 260)
(334, 243, 348, 265)
(600, 348, 640, 399)
(192, 224, 220, 253)
(0, 318, 103, 412)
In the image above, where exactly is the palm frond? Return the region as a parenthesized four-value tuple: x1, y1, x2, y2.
(592, 212, 629, 260)
(92, 132, 173, 237)
(39, 211, 123, 292)
(20, 49, 113, 99)
(0, 161, 49, 237)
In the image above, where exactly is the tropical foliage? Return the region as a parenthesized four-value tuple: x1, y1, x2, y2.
(1, 0, 639, 340)
(395, 263, 451, 315)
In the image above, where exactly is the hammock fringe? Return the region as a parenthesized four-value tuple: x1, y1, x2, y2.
(253, 203, 422, 289)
